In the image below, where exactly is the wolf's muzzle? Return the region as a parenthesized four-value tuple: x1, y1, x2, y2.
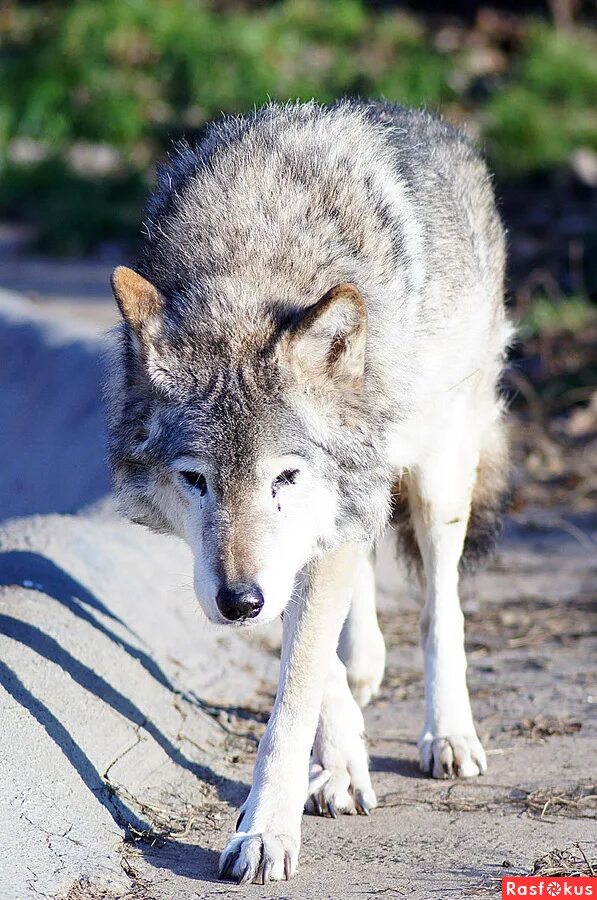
(216, 583, 264, 622)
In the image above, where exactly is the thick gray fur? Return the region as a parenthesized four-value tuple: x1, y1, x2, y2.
(104, 99, 510, 562)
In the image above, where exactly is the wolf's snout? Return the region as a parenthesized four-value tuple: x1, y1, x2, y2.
(216, 583, 264, 622)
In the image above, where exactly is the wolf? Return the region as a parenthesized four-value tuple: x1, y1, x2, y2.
(105, 99, 511, 884)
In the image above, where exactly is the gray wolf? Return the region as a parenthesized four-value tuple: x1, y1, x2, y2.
(105, 99, 511, 884)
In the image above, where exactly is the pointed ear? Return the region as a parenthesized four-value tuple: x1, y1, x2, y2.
(110, 266, 164, 333)
(284, 283, 367, 389)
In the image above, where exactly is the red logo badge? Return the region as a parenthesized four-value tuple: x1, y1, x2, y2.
(502, 877, 597, 897)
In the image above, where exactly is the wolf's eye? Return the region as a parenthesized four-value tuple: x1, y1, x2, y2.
(180, 471, 208, 496)
(272, 469, 299, 496)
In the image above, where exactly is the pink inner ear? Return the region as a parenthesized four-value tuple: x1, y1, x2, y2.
(299, 283, 366, 338)
(285, 283, 367, 387)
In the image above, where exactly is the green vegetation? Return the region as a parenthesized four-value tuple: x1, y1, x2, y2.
(515, 295, 597, 411)
(485, 25, 597, 174)
(0, 0, 596, 252)
(518, 295, 597, 340)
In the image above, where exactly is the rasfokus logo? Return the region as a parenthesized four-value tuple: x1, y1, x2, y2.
(502, 878, 597, 897)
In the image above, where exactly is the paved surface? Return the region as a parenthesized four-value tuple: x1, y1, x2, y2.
(0, 224, 118, 327)
(0, 289, 111, 519)
(0, 286, 595, 899)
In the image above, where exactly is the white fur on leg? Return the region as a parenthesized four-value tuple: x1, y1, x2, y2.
(306, 654, 377, 816)
(219, 545, 357, 884)
(417, 576, 487, 778)
(408, 399, 488, 779)
(338, 548, 386, 707)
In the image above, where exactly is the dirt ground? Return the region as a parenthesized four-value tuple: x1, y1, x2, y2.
(2, 507, 593, 900)
(123, 520, 597, 900)
(0, 280, 595, 900)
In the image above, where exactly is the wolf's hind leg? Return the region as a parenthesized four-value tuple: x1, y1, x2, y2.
(338, 547, 386, 708)
(408, 454, 485, 778)
(305, 652, 377, 817)
(404, 415, 507, 779)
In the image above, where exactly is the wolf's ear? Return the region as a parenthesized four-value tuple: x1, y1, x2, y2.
(110, 266, 164, 333)
(284, 283, 367, 389)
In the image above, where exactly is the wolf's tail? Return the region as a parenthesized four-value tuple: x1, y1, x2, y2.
(391, 420, 511, 575)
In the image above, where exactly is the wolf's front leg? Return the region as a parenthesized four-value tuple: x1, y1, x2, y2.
(219, 545, 357, 884)
(306, 653, 377, 817)
(408, 446, 487, 780)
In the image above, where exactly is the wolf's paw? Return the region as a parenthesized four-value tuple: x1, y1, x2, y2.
(219, 831, 299, 884)
(305, 761, 377, 817)
(419, 731, 487, 779)
(309, 657, 377, 816)
(344, 625, 386, 708)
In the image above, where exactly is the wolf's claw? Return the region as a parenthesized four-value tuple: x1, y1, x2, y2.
(262, 859, 272, 883)
(219, 856, 233, 880)
(238, 864, 252, 884)
(304, 794, 324, 815)
(255, 859, 265, 885)
(355, 789, 371, 815)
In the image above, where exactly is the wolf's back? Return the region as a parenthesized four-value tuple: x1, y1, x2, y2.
(136, 100, 504, 327)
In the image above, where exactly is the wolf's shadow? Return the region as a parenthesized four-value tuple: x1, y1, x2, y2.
(0, 551, 253, 882)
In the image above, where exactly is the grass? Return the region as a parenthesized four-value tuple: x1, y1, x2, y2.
(517, 295, 597, 339)
(1, 1, 597, 253)
(485, 24, 597, 175)
(0, 157, 147, 255)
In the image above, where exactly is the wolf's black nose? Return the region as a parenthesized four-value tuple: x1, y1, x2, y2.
(216, 583, 264, 621)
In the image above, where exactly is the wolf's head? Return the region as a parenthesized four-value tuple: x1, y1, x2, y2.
(105, 267, 389, 626)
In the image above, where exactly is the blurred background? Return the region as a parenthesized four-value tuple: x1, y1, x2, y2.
(0, 0, 595, 522)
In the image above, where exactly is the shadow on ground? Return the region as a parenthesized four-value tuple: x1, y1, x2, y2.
(0, 293, 110, 519)
(0, 544, 262, 893)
